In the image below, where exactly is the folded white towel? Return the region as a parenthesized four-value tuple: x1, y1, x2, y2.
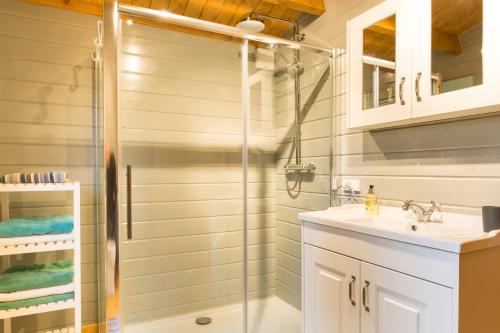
(0, 283, 74, 302)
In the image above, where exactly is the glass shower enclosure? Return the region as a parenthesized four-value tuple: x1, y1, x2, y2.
(100, 2, 333, 333)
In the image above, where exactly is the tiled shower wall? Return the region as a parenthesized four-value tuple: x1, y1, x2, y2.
(305, 0, 500, 214)
(0, 0, 99, 331)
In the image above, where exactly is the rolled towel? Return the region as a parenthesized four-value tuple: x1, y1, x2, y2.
(0, 171, 68, 184)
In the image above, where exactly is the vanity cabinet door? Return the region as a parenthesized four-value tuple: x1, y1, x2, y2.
(347, 0, 413, 129)
(411, 0, 500, 120)
(360, 262, 453, 333)
(304, 245, 360, 333)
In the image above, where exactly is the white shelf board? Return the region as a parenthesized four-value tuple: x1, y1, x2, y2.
(0, 239, 75, 256)
(0, 183, 79, 193)
(0, 299, 75, 320)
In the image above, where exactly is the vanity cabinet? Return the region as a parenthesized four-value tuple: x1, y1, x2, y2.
(347, 0, 500, 129)
(304, 245, 452, 333)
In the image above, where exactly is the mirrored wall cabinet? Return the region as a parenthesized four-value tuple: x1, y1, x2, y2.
(347, 0, 500, 129)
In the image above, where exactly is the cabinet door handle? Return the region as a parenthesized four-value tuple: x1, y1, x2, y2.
(399, 77, 406, 105)
(415, 72, 422, 102)
(349, 276, 356, 306)
(362, 281, 370, 312)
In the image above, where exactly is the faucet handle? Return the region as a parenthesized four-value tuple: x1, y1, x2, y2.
(430, 201, 441, 212)
(402, 199, 414, 210)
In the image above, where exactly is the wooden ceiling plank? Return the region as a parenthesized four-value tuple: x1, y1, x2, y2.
(268, 7, 299, 37)
(149, 0, 170, 10)
(253, 0, 275, 15)
(199, 0, 225, 21)
(228, 0, 261, 26)
(433, 0, 482, 36)
(214, 0, 242, 25)
(167, 0, 189, 15)
(259, 3, 288, 35)
(283, 0, 325, 16)
(184, 0, 209, 18)
(23, 0, 102, 16)
(132, 0, 152, 7)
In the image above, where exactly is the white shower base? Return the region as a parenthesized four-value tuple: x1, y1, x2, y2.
(125, 296, 301, 333)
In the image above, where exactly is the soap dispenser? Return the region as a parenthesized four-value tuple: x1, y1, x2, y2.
(365, 185, 378, 215)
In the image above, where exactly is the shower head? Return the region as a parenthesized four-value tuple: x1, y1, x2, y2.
(235, 17, 265, 32)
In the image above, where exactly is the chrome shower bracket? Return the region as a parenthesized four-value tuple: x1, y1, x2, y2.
(283, 163, 316, 173)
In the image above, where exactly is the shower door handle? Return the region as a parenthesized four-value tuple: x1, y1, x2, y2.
(127, 165, 132, 240)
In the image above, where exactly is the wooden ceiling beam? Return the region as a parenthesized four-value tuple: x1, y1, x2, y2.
(432, 28, 462, 55)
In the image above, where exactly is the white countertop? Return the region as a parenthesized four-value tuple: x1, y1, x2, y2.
(299, 205, 500, 253)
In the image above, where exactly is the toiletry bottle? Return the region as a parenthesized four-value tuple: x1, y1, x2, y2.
(365, 185, 378, 215)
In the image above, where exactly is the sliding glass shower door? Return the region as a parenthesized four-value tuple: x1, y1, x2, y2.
(101, 4, 334, 332)
(119, 20, 245, 332)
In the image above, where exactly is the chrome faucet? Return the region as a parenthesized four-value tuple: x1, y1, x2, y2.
(402, 200, 442, 222)
(332, 185, 359, 205)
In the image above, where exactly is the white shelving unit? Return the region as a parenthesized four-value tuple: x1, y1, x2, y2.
(0, 183, 81, 333)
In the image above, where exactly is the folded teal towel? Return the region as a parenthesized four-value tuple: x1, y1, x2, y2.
(0, 259, 73, 293)
(0, 292, 74, 311)
(0, 216, 73, 238)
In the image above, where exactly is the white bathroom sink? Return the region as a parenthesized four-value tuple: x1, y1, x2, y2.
(299, 205, 500, 253)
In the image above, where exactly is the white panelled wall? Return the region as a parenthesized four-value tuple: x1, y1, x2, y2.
(0, 0, 99, 332)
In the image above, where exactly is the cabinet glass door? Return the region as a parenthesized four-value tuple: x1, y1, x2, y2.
(348, 0, 412, 128)
(412, 0, 500, 118)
